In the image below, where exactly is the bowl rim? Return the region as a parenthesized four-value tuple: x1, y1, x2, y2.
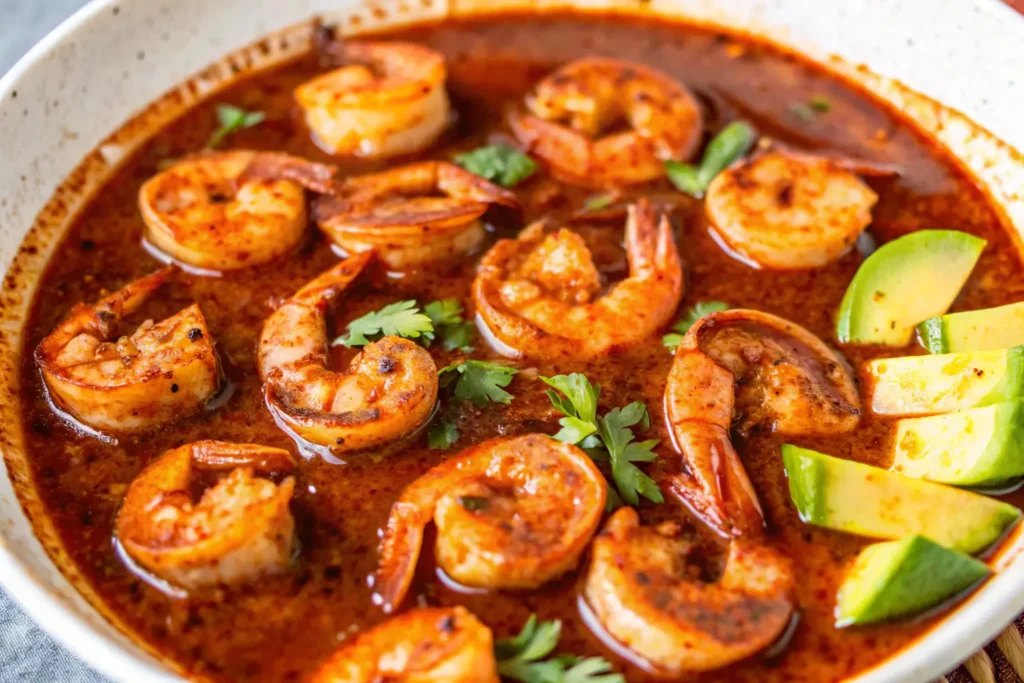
(2, 2, 1024, 682)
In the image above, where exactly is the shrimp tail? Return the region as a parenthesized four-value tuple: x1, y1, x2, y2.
(375, 497, 436, 613)
(626, 200, 678, 277)
(238, 151, 339, 194)
(189, 440, 297, 474)
(289, 251, 374, 309)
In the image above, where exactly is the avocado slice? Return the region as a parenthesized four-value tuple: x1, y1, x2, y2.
(893, 401, 1024, 486)
(835, 535, 990, 627)
(917, 302, 1024, 354)
(782, 445, 1020, 554)
(836, 230, 985, 346)
(866, 346, 1024, 416)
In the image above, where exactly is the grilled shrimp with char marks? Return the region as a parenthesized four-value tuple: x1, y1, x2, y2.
(374, 434, 607, 612)
(583, 507, 794, 675)
(312, 607, 498, 683)
(139, 150, 336, 272)
(34, 268, 221, 435)
(314, 161, 517, 269)
(705, 151, 883, 269)
(473, 200, 682, 360)
(511, 57, 702, 187)
(664, 309, 860, 537)
(115, 440, 297, 590)
(257, 252, 438, 451)
(295, 41, 450, 158)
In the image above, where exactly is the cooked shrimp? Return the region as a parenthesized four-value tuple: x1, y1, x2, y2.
(312, 607, 498, 683)
(258, 252, 438, 450)
(314, 161, 517, 269)
(664, 309, 860, 537)
(374, 435, 606, 612)
(510, 57, 702, 187)
(473, 200, 682, 360)
(139, 150, 337, 272)
(583, 507, 794, 675)
(295, 42, 450, 158)
(705, 152, 879, 269)
(34, 269, 221, 435)
(115, 440, 297, 590)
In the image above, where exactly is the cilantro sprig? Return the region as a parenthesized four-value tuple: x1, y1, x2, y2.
(662, 301, 730, 352)
(440, 360, 518, 407)
(332, 300, 434, 348)
(496, 615, 624, 683)
(455, 144, 537, 187)
(428, 419, 459, 450)
(206, 104, 265, 149)
(665, 120, 756, 197)
(423, 299, 475, 352)
(542, 373, 663, 507)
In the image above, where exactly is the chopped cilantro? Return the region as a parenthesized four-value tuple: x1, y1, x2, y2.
(582, 193, 615, 212)
(206, 104, 264, 149)
(665, 120, 756, 197)
(439, 360, 518, 407)
(809, 95, 832, 112)
(663, 301, 731, 352)
(332, 300, 433, 347)
(496, 615, 624, 683)
(428, 419, 459, 450)
(458, 495, 489, 511)
(455, 144, 537, 187)
(424, 299, 475, 352)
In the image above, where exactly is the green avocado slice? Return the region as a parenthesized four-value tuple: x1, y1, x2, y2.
(836, 230, 985, 346)
(917, 302, 1024, 354)
(782, 445, 1020, 554)
(892, 401, 1024, 486)
(835, 535, 990, 627)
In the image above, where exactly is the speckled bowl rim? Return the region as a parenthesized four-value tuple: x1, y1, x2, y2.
(1, 1, 1024, 682)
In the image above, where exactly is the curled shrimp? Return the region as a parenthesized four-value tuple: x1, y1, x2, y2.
(34, 269, 221, 434)
(311, 607, 498, 683)
(582, 507, 794, 675)
(665, 309, 860, 537)
(473, 201, 682, 360)
(704, 152, 880, 269)
(295, 41, 450, 158)
(139, 150, 336, 272)
(115, 440, 297, 590)
(257, 252, 438, 450)
(374, 434, 606, 612)
(510, 57, 702, 187)
(314, 161, 517, 269)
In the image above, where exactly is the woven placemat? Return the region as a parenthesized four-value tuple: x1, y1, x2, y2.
(945, 617, 1024, 683)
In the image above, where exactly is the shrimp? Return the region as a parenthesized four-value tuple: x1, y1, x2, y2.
(582, 507, 794, 675)
(374, 435, 606, 612)
(115, 440, 297, 590)
(295, 42, 450, 159)
(704, 152, 880, 269)
(314, 161, 517, 269)
(473, 200, 682, 360)
(34, 269, 221, 435)
(257, 252, 438, 450)
(139, 150, 337, 272)
(311, 607, 498, 683)
(510, 57, 702, 187)
(664, 309, 860, 537)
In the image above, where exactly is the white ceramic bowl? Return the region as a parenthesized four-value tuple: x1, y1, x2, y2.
(2, 1, 1024, 681)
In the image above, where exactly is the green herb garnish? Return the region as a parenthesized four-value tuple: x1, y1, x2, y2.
(496, 615, 624, 683)
(664, 120, 756, 197)
(332, 300, 434, 348)
(662, 301, 731, 352)
(428, 419, 459, 450)
(206, 104, 265, 149)
(455, 144, 537, 187)
(423, 299, 475, 352)
(809, 95, 832, 112)
(582, 193, 616, 212)
(439, 360, 519, 407)
(542, 373, 662, 507)
(458, 495, 489, 511)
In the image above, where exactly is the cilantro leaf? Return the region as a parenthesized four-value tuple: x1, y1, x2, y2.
(455, 144, 537, 187)
(496, 615, 624, 683)
(663, 301, 731, 352)
(541, 374, 661, 506)
(207, 104, 265, 149)
(809, 95, 832, 112)
(582, 193, 615, 212)
(439, 360, 518, 407)
(428, 419, 459, 450)
(332, 300, 434, 347)
(424, 299, 475, 352)
(665, 120, 756, 197)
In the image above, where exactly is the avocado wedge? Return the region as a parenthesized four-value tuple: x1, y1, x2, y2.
(782, 445, 1020, 554)
(917, 301, 1024, 354)
(866, 346, 1024, 417)
(836, 230, 985, 346)
(835, 535, 990, 627)
(892, 401, 1024, 486)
